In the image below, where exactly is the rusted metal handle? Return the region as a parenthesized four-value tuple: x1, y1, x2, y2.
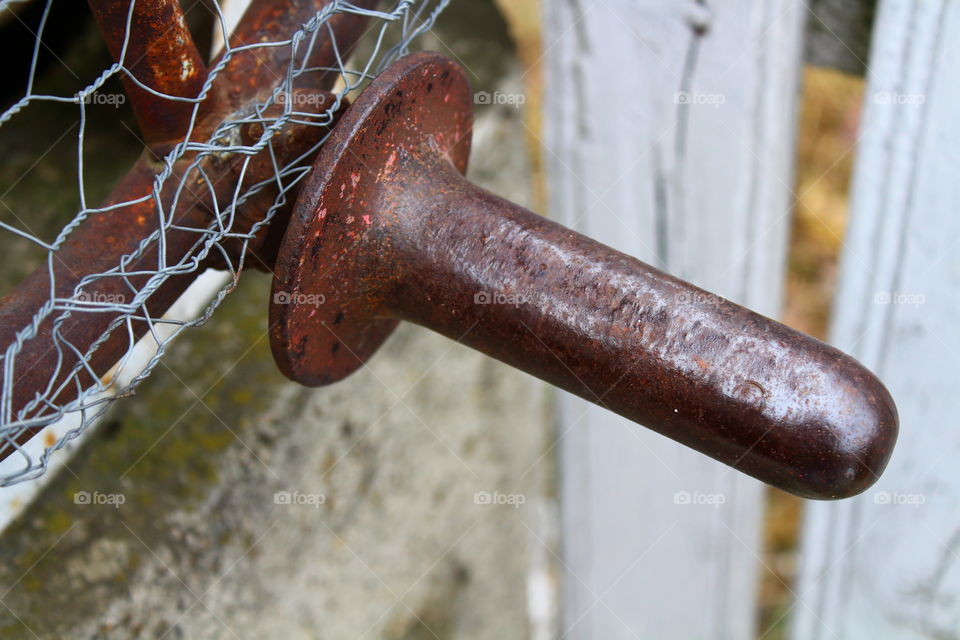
(270, 52, 898, 500)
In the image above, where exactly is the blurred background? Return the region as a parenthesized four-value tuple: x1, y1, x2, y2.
(0, 0, 954, 639)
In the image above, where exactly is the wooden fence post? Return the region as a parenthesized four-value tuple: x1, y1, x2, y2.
(543, 1, 806, 637)
(793, 2, 960, 638)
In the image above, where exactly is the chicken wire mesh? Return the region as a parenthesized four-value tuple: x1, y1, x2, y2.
(0, 0, 452, 486)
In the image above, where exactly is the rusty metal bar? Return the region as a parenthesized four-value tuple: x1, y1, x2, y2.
(0, 0, 379, 458)
(208, 0, 380, 113)
(0, 91, 340, 453)
(270, 53, 899, 499)
(88, 0, 208, 150)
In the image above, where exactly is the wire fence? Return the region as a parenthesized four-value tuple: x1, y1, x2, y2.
(0, 0, 451, 486)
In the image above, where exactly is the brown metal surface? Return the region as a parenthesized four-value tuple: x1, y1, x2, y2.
(209, 0, 380, 114)
(88, 0, 208, 150)
(271, 52, 899, 500)
(0, 0, 376, 456)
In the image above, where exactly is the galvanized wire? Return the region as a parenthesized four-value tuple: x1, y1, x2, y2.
(0, 0, 451, 486)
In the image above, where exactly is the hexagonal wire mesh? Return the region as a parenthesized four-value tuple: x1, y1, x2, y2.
(0, 0, 451, 485)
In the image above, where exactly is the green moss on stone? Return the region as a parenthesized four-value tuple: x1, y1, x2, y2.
(0, 272, 293, 638)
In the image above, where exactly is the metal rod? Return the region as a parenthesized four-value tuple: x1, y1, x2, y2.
(88, 0, 208, 150)
(270, 53, 899, 500)
(208, 0, 381, 113)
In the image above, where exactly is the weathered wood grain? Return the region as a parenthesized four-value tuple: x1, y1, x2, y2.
(544, 1, 805, 637)
(793, 1, 960, 638)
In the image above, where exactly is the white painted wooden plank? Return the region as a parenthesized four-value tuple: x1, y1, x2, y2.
(543, 1, 805, 637)
(792, 1, 960, 638)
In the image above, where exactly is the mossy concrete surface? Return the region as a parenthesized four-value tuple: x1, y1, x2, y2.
(0, 273, 549, 638)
